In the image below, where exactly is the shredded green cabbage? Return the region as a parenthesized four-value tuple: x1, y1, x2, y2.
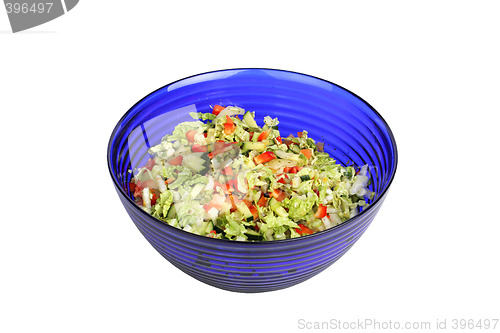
(129, 105, 375, 241)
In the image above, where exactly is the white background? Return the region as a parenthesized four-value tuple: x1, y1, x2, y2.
(1, 1, 499, 332)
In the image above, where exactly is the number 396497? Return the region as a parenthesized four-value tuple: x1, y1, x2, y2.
(5, 2, 54, 14)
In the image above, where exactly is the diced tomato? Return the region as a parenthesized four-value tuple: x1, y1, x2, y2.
(214, 141, 236, 152)
(314, 204, 327, 219)
(227, 194, 235, 210)
(204, 132, 208, 138)
(137, 179, 157, 189)
(249, 205, 259, 220)
(283, 166, 298, 173)
(297, 132, 303, 138)
(270, 189, 287, 202)
(222, 166, 233, 176)
(129, 182, 136, 193)
(218, 181, 234, 194)
(224, 123, 235, 134)
(192, 144, 208, 153)
(249, 132, 254, 140)
(277, 178, 286, 184)
(283, 139, 297, 147)
(243, 199, 253, 208)
(134, 187, 142, 198)
(253, 151, 276, 164)
(169, 155, 183, 166)
(132, 181, 143, 198)
(228, 194, 243, 211)
(215, 180, 231, 194)
(166, 177, 175, 184)
(151, 192, 158, 205)
(296, 223, 314, 235)
(257, 195, 268, 207)
(186, 130, 197, 143)
(300, 148, 312, 159)
(210, 194, 226, 210)
(275, 136, 282, 144)
(211, 141, 237, 158)
(296, 166, 303, 171)
(227, 179, 238, 191)
(212, 105, 225, 115)
(258, 129, 271, 141)
(145, 158, 156, 171)
(224, 115, 235, 135)
(213, 141, 225, 153)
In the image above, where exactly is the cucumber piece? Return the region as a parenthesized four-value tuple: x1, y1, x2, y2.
(268, 197, 280, 210)
(245, 229, 260, 236)
(205, 221, 214, 234)
(236, 201, 254, 222)
(252, 130, 260, 142)
(166, 204, 176, 219)
(206, 128, 215, 144)
(290, 144, 301, 154)
(268, 198, 289, 217)
(275, 206, 288, 217)
(241, 141, 267, 153)
(237, 173, 248, 193)
(245, 229, 262, 241)
(243, 111, 258, 128)
(306, 138, 316, 149)
(193, 221, 213, 235)
(190, 183, 206, 199)
(247, 127, 261, 133)
(265, 158, 296, 172)
(234, 125, 250, 141)
(182, 152, 209, 173)
(300, 175, 311, 181)
(291, 176, 301, 188)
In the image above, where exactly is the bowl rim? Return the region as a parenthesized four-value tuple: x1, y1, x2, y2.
(107, 67, 398, 245)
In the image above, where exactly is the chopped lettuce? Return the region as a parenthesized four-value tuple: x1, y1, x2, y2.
(130, 105, 375, 241)
(152, 190, 174, 219)
(285, 192, 317, 220)
(190, 112, 217, 121)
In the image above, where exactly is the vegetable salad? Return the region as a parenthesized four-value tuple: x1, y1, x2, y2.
(129, 105, 374, 241)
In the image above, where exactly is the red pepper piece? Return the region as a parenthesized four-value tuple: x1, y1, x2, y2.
(212, 105, 225, 115)
(253, 151, 276, 164)
(314, 205, 327, 219)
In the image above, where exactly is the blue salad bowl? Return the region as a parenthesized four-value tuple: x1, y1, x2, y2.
(107, 68, 398, 293)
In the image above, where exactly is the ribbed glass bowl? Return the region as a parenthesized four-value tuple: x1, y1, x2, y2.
(107, 68, 398, 293)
